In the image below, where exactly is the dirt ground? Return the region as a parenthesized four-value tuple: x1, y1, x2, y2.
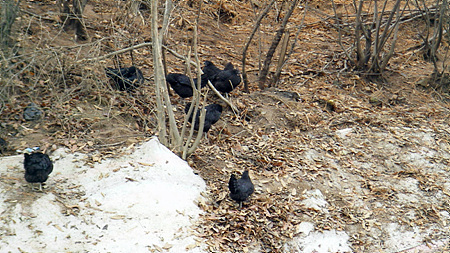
(1, 0, 450, 252)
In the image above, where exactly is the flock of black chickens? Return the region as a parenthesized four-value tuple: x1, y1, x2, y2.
(15, 60, 253, 208)
(168, 61, 241, 136)
(105, 60, 242, 138)
(104, 60, 241, 94)
(105, 60, 253, 206)
(166, 61, 241, 97)
(165, 61, 253, 206)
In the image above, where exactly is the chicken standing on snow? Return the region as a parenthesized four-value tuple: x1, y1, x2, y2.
(24, 152, 53, 191)
(211, 63, 241, 94)
(105, 66, 144, 92)
(184, 103, 222, 134)
(166, 73, 207, 98)
(228, 170, 254, 208)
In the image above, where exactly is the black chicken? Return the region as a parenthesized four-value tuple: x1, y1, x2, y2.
(0, 138, 7, 154)
(229, 170, 254, 208)
(223, 62, 235, 71)
(211, 64, 241, 94)
(166, 73, 207, 98)
(105, 66, 144, 92)
(184, 103, 222, 134)
(24, 152, 53, 191)
(202, 61, 222, 81)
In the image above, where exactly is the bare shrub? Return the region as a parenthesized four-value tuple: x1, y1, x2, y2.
(411, 0, 448, 65)
(242, 0, 306, 91)
(0, 0, 19, 50)
(406, 0, 449, 97)
(332, 0, 409, 78)
(58, 0, 89, 41)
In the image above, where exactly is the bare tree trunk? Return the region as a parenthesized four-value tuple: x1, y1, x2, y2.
(271, 30, 289, 87)
(161, 0, 173, 96)
(0, 0, 20, 50)
(241, 0, 276, 93)
(73, 0, 88, 40)
(151, 0, 168, 146)
(152, 0, 181, 147)
(258, 0, 299, 89)
(272, 11, 306, 87)
(430, 0, 447, 67)
(59, 0, 89, 41)
(369, 0, 404, 74)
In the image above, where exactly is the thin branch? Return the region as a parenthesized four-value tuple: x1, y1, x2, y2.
(430, 0, 446, 64)
(151, 0, 167, 145)
(379, 13, 400, 71)
(278, 6, 308, 81)
(241, 0, 276, 93)
(271, 30, 289, 87)
(160, 0, 173, 42)
(354, 0, 365, 69)
(258, 0, 299, 89)
(20, 8, 57, 22)
(332, 0, 354, 66)
(76, 42, 152, 63)
(163, 44, 200, 69)
(207, 80, 239, 113)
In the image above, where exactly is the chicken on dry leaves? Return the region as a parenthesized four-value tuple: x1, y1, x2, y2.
(202, 60, 222, 81)
(166, 73, 207, 98)
(166, 60, 226, 98)
(24, 152, 53, 191)
(105, 66, 144, 92)
(211, 63, 241, 94)
(184, 103, 223, 134)
(0, 138, 7, 154)
(229, 170, 254, 208)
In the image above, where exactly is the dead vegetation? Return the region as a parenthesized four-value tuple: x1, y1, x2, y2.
(1, 0, 450, 252)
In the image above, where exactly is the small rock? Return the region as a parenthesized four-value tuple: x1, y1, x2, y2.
(23, 103, 42, 121)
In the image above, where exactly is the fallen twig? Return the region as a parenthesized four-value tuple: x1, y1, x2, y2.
(207, 80, 239, 114)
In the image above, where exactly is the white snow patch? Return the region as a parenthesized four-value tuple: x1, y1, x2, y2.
(335, 128, 353, 139)
(301, 189, 328, 211)
(381, 223, 449, 252)
(0, 137, 206, 252)
(295, 221, 315, 235)
(395, 177, 420, 192)
(383, 223, 423, 251)
(284, 229, 351, 253)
